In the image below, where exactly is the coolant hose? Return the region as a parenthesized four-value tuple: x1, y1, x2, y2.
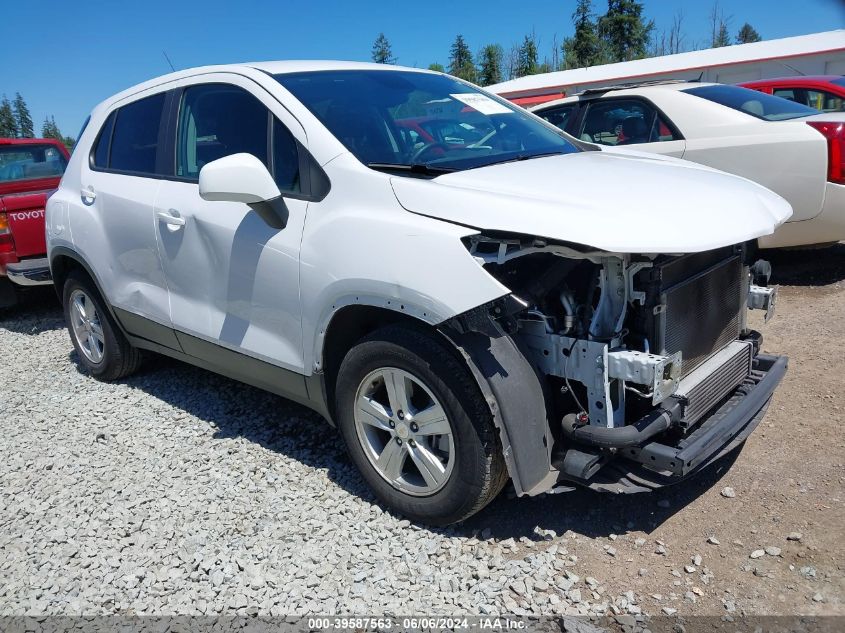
(561, 402, 679, 449)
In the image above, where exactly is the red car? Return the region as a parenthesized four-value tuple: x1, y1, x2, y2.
(740, 75, 845, 113)
(0, 138, 69, 307)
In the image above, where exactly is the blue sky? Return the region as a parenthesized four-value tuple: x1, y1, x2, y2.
(2, 0, 843, 135)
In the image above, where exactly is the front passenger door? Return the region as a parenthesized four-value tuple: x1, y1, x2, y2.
(153, 80, 309, 375)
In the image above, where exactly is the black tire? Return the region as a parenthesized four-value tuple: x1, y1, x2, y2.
(62, 270, 142, 380)
(335, 324, 508, 525)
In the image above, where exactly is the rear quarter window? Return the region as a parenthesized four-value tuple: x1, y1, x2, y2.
(684, 84, 817, 121)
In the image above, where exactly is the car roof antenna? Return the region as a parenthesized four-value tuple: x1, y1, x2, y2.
(163, 51, 176, 72)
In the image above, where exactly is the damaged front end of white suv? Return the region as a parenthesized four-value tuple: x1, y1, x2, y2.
(438, 233, 786, 497)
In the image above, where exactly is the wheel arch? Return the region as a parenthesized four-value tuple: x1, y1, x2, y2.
(319, 302, 445, 423)
(49, 247, 122, 327)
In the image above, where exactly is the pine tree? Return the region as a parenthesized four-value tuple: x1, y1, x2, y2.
(515, 34, 539, 78)
(598, 0, 654, 62)
(0, 95, 18, 138)
(427, 62, 445, 72)
(42, 115, 61, 140)
(448, 35, 476, 82)
(562, 0, 602, 68)
(714, 23, 731, 47)
(13, 92, 33, 138)
(736, 23, 762, 44)
(371, 33, 395, 64)
(477, 44, 504, 86)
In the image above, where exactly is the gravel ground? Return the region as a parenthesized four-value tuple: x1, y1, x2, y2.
(1, 246, 843, 618)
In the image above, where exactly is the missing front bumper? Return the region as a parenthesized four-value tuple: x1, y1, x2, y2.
(559, 353, 787, 493)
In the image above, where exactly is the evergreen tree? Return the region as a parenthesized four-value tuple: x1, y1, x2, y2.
(41, 115, 61, 140)
(714, 23, 731, 47)
(709, 2, 731, 49)
(515, 34, 539, 77)
(563, 0, 602, 68)
(477, 44, 504, 86)
(427, 62, 445, 72)
(13, 92, 33, 138)
(597, 0, 654, 62)
(0, 95, 18, 138)
(448, 35, 476, 82)
(736, 22, 762, 44)
(371, 33, 396, 64)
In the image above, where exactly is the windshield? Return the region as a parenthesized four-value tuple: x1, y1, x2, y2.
(275, 70, 579, 174)
(0, 144, 67, 184)
(683, 84, 817, 121)
(831, 77, 845, 88)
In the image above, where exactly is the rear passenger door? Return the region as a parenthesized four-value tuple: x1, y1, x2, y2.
(153, 77, 310, 375)
(80, 92, 173, 330)
(576, 97, 686, 157)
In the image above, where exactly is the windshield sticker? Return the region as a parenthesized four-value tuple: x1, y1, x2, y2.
(449, 93, 513, 115)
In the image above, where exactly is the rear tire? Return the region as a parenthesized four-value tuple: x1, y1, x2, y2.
(62, 270, 141, 380)
(335, 324, 508, 525)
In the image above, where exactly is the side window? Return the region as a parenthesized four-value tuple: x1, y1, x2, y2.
(580, 99, 678, 146)
(272, 117, 301, 193)
(109, 93, 166, 174)
(773, 88, 804, 105)
(806, 89, 844, 112)
(176, 84, 269, 180)
(92, 111, 116, 168)
(538, 105, 576, 132)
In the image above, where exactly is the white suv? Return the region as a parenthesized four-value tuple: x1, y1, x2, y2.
(48, 61, 790, 524)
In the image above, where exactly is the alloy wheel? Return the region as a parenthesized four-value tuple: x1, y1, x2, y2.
(69, 289, 105, 364)
(353, 367, 455, 496)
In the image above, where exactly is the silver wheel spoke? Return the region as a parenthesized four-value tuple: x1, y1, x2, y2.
(376, 439, 407, 481)
(412, 403, 450, 436)
(356, 395, 393, 432)
(89, 320, 104, 338)
(87, 333, 103, 362)
(72, 296, 86, 324)
(383, 369, 411, 416)
(408, 444, 447, 488)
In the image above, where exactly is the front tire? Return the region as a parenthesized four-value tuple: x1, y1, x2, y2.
(335, 324, 508, 525)
(62, 270, 141, 380)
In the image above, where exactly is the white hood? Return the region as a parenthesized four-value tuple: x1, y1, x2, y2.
(390, 149, 792, 254)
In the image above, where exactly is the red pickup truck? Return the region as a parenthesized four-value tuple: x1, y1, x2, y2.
(0, 138, 69, 307)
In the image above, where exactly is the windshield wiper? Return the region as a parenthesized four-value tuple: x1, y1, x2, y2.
(366, 162, 455, 176)
(477, 150, 569, 168)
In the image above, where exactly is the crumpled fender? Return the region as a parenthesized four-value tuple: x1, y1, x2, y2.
(439, 301, 556, 496)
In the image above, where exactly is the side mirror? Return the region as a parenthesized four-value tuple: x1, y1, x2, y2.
(198, 153, 287, 229)
(199, 153, 281, 203)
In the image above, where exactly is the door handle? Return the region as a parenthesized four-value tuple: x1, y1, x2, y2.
(156, 209, 186, 229)
(81, 187, 96, 205)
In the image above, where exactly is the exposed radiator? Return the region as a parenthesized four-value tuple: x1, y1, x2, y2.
(674, 340, 753, 427)
(657, 253, 744, 377)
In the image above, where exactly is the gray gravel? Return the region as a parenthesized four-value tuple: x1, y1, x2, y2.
(0, 297, 644, 618)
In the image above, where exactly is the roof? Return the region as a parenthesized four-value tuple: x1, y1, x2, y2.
(530, 82, 717, 111)
(510, 93, 566, 107)
(489, 30, 845, 97)
(740, 75, 845, 85)
(94, 60, 437, 114)
(247, 60, 431, 74)
(0, 137, 67, 146)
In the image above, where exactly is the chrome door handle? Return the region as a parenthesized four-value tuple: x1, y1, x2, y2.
(156, 209, 186, 228)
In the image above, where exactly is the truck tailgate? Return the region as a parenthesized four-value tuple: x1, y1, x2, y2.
(1, 191, 49, 258)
